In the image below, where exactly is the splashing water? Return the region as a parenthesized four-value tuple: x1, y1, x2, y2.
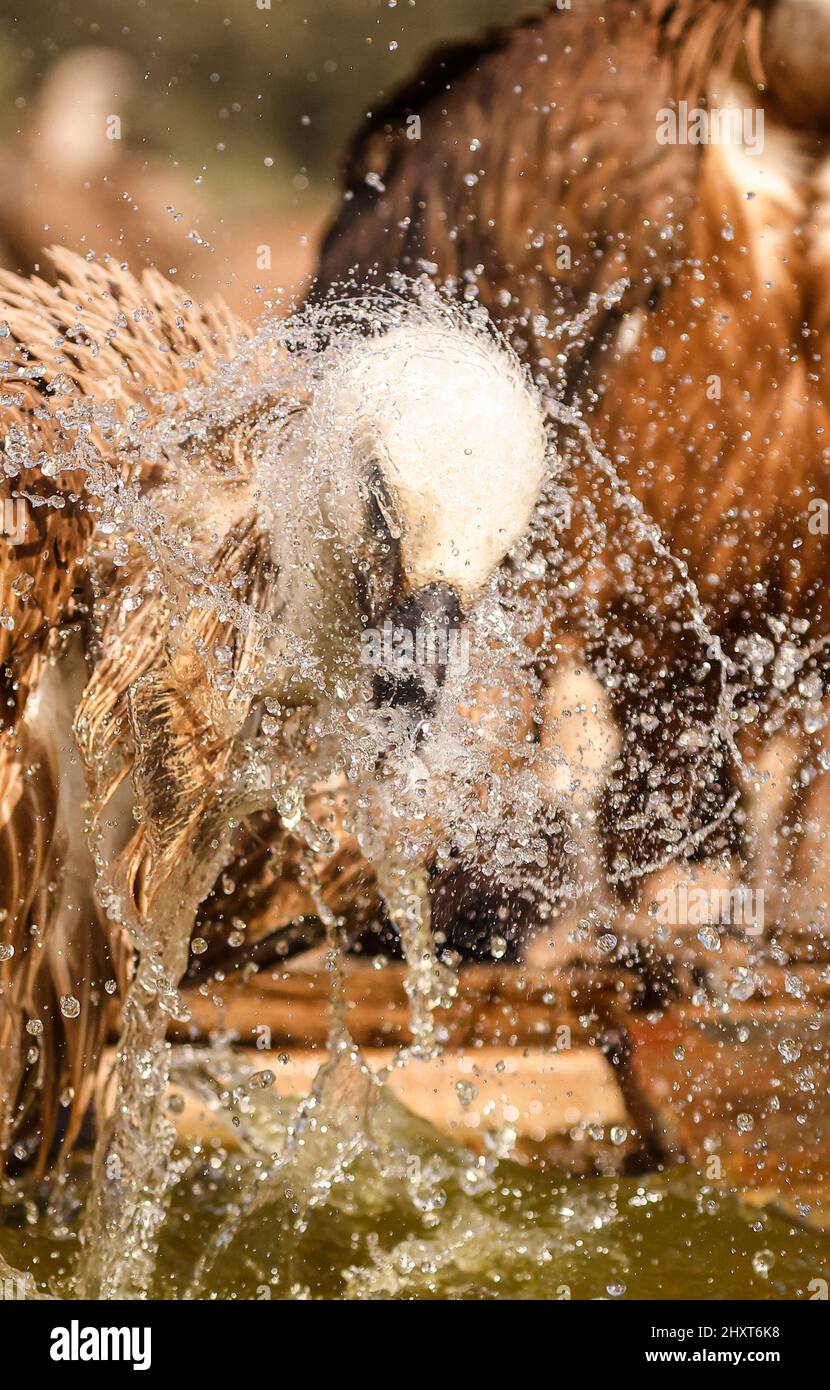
(4, 1056, 828, 1301)
(58, 284, 549, 1296)
(3, 269, 812, 1300)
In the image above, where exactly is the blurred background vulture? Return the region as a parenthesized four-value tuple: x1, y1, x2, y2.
(5, 0, 830, 1167)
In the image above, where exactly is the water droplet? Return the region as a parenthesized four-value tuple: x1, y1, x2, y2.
(698, 924, 721, 952)
(60, 995, 80, 1020)
(249, 1070, 275, 1089)
(778, 1038, 801, 1064)
(456, 1080, 477, 1107)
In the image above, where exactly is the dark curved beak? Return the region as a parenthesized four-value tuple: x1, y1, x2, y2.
(366, 582, 464, 711)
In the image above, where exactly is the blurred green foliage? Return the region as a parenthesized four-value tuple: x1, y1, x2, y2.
(0, 0, 529, 205)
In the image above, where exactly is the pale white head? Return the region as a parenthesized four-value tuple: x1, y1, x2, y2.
(323, 318, 548, 604)
(264, 309, 549, 709)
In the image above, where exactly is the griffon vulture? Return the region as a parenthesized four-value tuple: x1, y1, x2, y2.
(0, 250, 547, 1169)
(5, 0, 830, 1168)
(311, 0, 830, 961)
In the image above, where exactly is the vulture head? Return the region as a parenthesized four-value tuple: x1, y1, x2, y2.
(272, 316, 548, 712)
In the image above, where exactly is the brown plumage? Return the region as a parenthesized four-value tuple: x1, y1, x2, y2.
(0, 249, 379, 1170)
(0, 252, 275, 1168)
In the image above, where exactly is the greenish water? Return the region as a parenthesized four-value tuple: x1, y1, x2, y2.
(2, 1054, 829, 1300)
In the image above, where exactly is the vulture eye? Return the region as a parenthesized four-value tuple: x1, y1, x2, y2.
(365, 463, 403, 541)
